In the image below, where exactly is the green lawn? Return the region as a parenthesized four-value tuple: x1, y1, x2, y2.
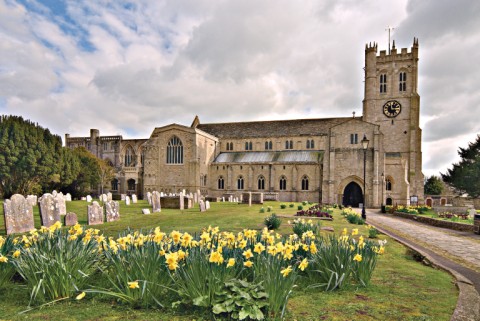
(0, 200, 458, 320)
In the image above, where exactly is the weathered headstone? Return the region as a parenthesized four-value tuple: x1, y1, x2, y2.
(205, 200, 210, 210)
(152, 191, 161, 212)
(101, 194, 108, 202)
(54, 193, 67, 216)
(86, 195, 92, 202)
(179, 192, 184, 210)
(248, 192, 252, 207)
(65, 193, 72, 201)
(106, 201, 120, 222)
(121, 194, 126, 201)
(199, 200, 206, 212)
(197, 189, 201, 201)
(26, 195, 37, 207)
(147, 192, 152, 205)
(194, 193, 198, 204)
(39, 193, 60, 227)
(131, 194, 138, 204)
(142, 208, 151, 215)
(3, 194, 35, 235)
(125, 196, 131, 206)
(88, 201, 104, 225)
(52, 190, 58, 197)
(107, 192, 112, 201)
(64, 212, 78, 226)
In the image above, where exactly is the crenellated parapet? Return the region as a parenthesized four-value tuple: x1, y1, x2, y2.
(376, 38, 419, 62)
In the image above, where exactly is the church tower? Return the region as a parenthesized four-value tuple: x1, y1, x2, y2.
(362, 38, 424, 205)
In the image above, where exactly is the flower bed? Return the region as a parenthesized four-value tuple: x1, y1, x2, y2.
(295, 204, 333, 219)
(392, 212, 474, 232)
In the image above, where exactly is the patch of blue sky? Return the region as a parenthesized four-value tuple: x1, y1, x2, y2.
(17, 0, 96, 52)
(124, 127, 138, 137)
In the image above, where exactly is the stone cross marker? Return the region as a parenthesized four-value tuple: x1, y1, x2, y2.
(39, 193, 60, 227)
(125, 196, 131, 206)
(106, 201, 120, 222)
(88, 201, 104, 225)
(131, 194, 138, 203)
(64, 212, 78, 226)
(3, 194, 35, 235)
(152, 191, 161, 212)
(199, 200, 206, 212)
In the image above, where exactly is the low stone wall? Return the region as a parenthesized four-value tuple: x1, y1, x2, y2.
(393, 212, 474, 232)
(433, 206, 468, 214)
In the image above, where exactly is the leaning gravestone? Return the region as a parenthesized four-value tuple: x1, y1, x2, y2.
(86, 195, 92, 202)
(65, 193, 72, 201)
(199, 200, 206, 212)
(152, 191, 161, 212)
(106, 201, 120, 222)
(39, 193, 60, 227)
(125, 196, 131, 206)
(64, 212, 78, 226)
(205, 200, 210, 210)
(132, 194, 138, 204)
(54, 193, 67, 216)
(3, 194, 35, 235)
(88, 201, 104, 225)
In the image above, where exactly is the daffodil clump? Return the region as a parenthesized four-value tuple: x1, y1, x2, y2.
(10, 222, 102, 305)
(0, 234, 16, 287)
(342, 207, 366, 225)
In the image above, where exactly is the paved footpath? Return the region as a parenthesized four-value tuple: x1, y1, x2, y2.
(364, 209, 480, 321)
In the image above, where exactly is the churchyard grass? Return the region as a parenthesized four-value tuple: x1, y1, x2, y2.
(0, 200, 458, 320)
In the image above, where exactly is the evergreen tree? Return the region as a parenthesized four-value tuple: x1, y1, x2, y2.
(424, 175, 444, 195)
(442, 135, 480, 197)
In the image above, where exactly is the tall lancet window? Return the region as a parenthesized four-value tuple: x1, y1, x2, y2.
(166, 136, 183, 164)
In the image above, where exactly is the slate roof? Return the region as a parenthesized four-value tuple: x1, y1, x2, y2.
(214, 151, 323, 164)
(197, 117, 354, 139)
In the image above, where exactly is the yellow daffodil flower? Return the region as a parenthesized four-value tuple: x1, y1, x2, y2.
(353, 254, 362, 262)
(227, 258, 235, 268)
(0, 255, 8, 263)
(299, 258, 308, 271)
(243, 260, 253, 268)
(243, 249, 254, 259)
(254, 242, 265, 254)
(12, 250, 20, 258)
(128, 281, 140, 289)
(280, 266, 293, 277)
(76, 292, 86, 300)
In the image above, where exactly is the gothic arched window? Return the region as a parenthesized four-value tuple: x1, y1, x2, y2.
(279, 176, 287, 190)
(258, 176, 265, 190)
(124, 146, 135, 166)
(111, 178, 118, 191)
(167, 136, 183, 164)
(380, 74, 387, 93)
(301, 175, 309, 191)
(399, 72, 407, 92)
(127, 179, 136, 191)
(218, 176, 225, 189)
(237, 176, 244, 190)
(386, 178, 393, 191)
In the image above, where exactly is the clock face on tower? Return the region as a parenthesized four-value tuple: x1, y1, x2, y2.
(383, 100, 402, 118)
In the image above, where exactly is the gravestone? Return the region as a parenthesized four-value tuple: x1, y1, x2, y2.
(64, 212, 78, 226)
(121, 194, 126, 201)
(187, 197, 193, 209)
(125, 196, 130, 206)
(88, 201, 104, 225)
(222, 197, 225, 202)
(54, 193, 67, 216)
(65, 193, 72, 201)
(3, 194, 35, 235)
(107, 192, 112, 201)
(179, 192, 184, 210)
(39, 193, 60, 227)
(468, 208, 476, 218)
(106, 201, 120, 222)
(81, 197, 86, 201)
(194, 193, 198, 204)
(152, 191, 161, 212)
(52, 190, 58, 197)
(160, 192, 164, 197)
(142, 208, 151, 215)
(205, 200, 210, 210)
(26, 195, 37, 207)
(86, 195, 92, 202)
(147, 192, 152, 205)
(199, 200, 206, 212)
(101, 194, 108, 202)
(248, 192, 252, 206)
(131, 194, 138, 203)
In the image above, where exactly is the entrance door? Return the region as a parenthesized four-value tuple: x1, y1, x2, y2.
(343, 182, 363, 207)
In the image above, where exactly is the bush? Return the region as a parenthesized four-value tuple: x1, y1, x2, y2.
(342, 208, 365, 225)
(289, 203, 295, 208)
(297, 205, 303, 211)
(264, 213, 282, 230)
(280, 203, 287, 209)
(366, 225, 379, 238)
(259, 207, 265, 213)
(302, 201, 308, 206)
(266, 206, 272, 212)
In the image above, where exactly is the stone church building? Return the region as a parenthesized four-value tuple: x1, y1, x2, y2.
(65, 38, 424, 207)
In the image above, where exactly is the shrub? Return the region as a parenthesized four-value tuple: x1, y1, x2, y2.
(259, 207, 265, 213)
(266, 206, 273, 212)
(342, 208, 365, 225)
(289, 203, 295, 208)
(297, 205, 303, 211)
(302, 201, 308, 206)
(280, 203, 287, 209)
(366, 225, 379, 238)
(264, 214, 282, 230)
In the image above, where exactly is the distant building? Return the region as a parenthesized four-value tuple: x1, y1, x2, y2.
(65, 38, 424, 206)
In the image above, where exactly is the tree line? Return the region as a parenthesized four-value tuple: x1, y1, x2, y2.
(0, 115, 113, 199)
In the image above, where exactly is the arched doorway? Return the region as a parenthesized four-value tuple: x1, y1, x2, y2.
(343, 182, 363, 207)
(386, 197, 393, 206)
(426, 198, 432, 207)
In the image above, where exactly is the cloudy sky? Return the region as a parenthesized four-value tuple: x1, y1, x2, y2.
(1, 0, 479, 177)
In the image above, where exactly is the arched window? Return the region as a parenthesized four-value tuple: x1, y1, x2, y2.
(301, 176, 309, 191)
(310, 139, 314, 149)
(167, 136, 183, 164)
(399, 72, 407, 92)
(127, 179, 136, 191)
(111, 178, 118, 191)
(245, 142, 252, 151)
(386, 178, 392, 191)
(258, 176, 265, 190)
(279, 176, 287, 190)
(380, 74, 387, 93)
(237, 176, 244, 190)
(265, 141, 272, 150)
(124, 146, 135, 166)
(218, 176, 225, 189)
(230, 142, 234, 150)
(285, 140, 293, 149)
